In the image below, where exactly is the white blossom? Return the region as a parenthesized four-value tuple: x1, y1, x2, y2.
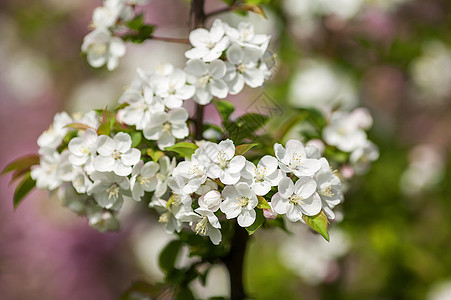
(204, 139, 246, 185)
(37, 112, 72, 152)
(119, 86, 165, 130)
(221, 182, 258, 227)
(185, 59, 228, 105)
(172, 147, 210, 194)
(274, 139, 321, 177)
(182, 207, 222, 245)
(68, 128, 98, 169)
(31, 150, 74, 191)
(153, 68, 196, 109)
(272, 177, 321, 222)
(143, 108, 189, 150)
(314, 158, 342, 219)
(322, 109, 369, 152)
(149, 196, 191, 234)
(350, 141, 379, 174)
(225, 22, 270, 55)
(154, 156, 176, 197)
(241, 155, 284, 196)
(130, 161, 159, 201)
(81, 27, 126, 71)
(94, 132, 141, 176)
(89, 171, 130, 210)
(224, 45, 266, 95)
(92, 0, 126, 29)
(185, 19, 229, 62)
(195, 178, 218, 195)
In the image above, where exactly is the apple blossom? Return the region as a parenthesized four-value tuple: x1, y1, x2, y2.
(241, 155, 284, 196)
(143, 107, 189, 150)
(94, 132, 141, 176)
(130, 161, 159, 201)
(314, 158, 342, 219)
(271, 177, 322, 222)
(274, 139, 321, 177)
(221, 183, 258, 227)
(204, 139, 246, 185)
(185, 19, 229, 62)
(89, 171, 130, 210)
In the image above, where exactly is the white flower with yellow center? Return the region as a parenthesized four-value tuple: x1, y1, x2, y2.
(143, 107, 189, 150)
(130, 161, 159, 201)
(153, 68, 196, 109)
(68, 128, 98, 168)
(185, 19, 230, 62)
(274, 139, 321, 177)
(93, 132, 141, 176)
(31, 150, 74, 191)
(271, 177, 321, 222)
(181, 207, 222, 245)
(185, 59, 228, 105)
(204, 139, 246, 185)
(225, 22, 270, 56)
(81, 27, 126, 71)
(314, 158, 342, 219)
(220, 182, 258, 227)
(88, 171, 130, 210)
(241, 155, 285, 196)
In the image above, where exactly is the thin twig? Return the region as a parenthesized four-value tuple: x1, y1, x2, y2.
(206, 6, 235, 18)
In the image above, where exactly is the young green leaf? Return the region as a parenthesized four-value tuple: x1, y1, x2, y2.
(130, 132, 142, 148)
(256, 196, 271, 210)
(2, 154, 39, 175)
(246, 209, 265, 235)
(213, 100, 235, 122)
(159, 240, 183, 273)
(302, 211, 330, 242)
(147, 148, 165, 163)
(165, 142, 199, 158)
(13, 172, 36, 209)
(235, 143, 258, 156)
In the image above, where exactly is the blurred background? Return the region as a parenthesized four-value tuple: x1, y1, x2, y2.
(1, 0, 451, 299)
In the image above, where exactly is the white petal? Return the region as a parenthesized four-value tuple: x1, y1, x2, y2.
(226, 45, 244, 65)
(171, 124, 189, 139)
(185, 47, 210, 60)
(208, 60, 227, 78)
(189, 28, 211, 48)
(121, 148, 141, 166)
(97, 135, 115, 156)
(220, 171, 241, 185)
(114, 132, 132, 153)
(252, 181, 271, 196)
(237, 209, 256, 227)
(185, 59, 207, 76)
(113, 160, 132, 176)
(278, 177, 294, 199)
(300, 193, 322, 216)
(94, 156, 114, 172)
(227, 155, 246, 173)
(168, 107, 189, 123)
(209, 79, 228, 99)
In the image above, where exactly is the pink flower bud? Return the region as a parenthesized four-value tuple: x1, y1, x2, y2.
(263, 207, 278, 220)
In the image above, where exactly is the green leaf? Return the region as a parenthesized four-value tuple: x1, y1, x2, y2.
(147, 148, 165, 163)
(175, 286, 195, 300)
(235, 143, 258, 156)
(256, 196, 271, 210)
(2, 154, 39, 175)
(159, 240, 183, 273)
(125, 14, 144, 30)
(266, 216, 291, 234)
(213, 100, 235, 122)
(302, 211, 330, 242)
(97, 122, 110, 136)
(246, 209, 265, 235)
(236, 113, 269, 133)
(130, 132, 142, 148)
(13, 172, 36, 209)
(165, 142, 198, 158)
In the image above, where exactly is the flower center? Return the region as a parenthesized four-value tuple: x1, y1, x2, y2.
(80, 145, 91, 155)
(255, 166, 267, 182)
(237, 196, 249, 208)
(92, 43, 107, 56)
(198, 75, 210, 87)
(158, 212, 170, 224)
(163, 122, 172, 132)
(195, 217, 208, 235)
(320, 185, 334, 197)
(106, 184, 119, 201)
(237, 63, 247, 73)
(289, 152, 303, 169)
(217, 151, 228, 169)
(138, 176, 150, 186)
(112, 150, 122, 160)
(288, 194, 303, 205)
(189, 164, 204, 176)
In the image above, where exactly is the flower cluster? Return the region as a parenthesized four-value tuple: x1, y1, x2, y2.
(185, 19, 272, 104)
(149, 139, 343, 244)
(323, 108, 379, 175)
(81, 0, 149, 70)
(22, 18, 348, 244)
